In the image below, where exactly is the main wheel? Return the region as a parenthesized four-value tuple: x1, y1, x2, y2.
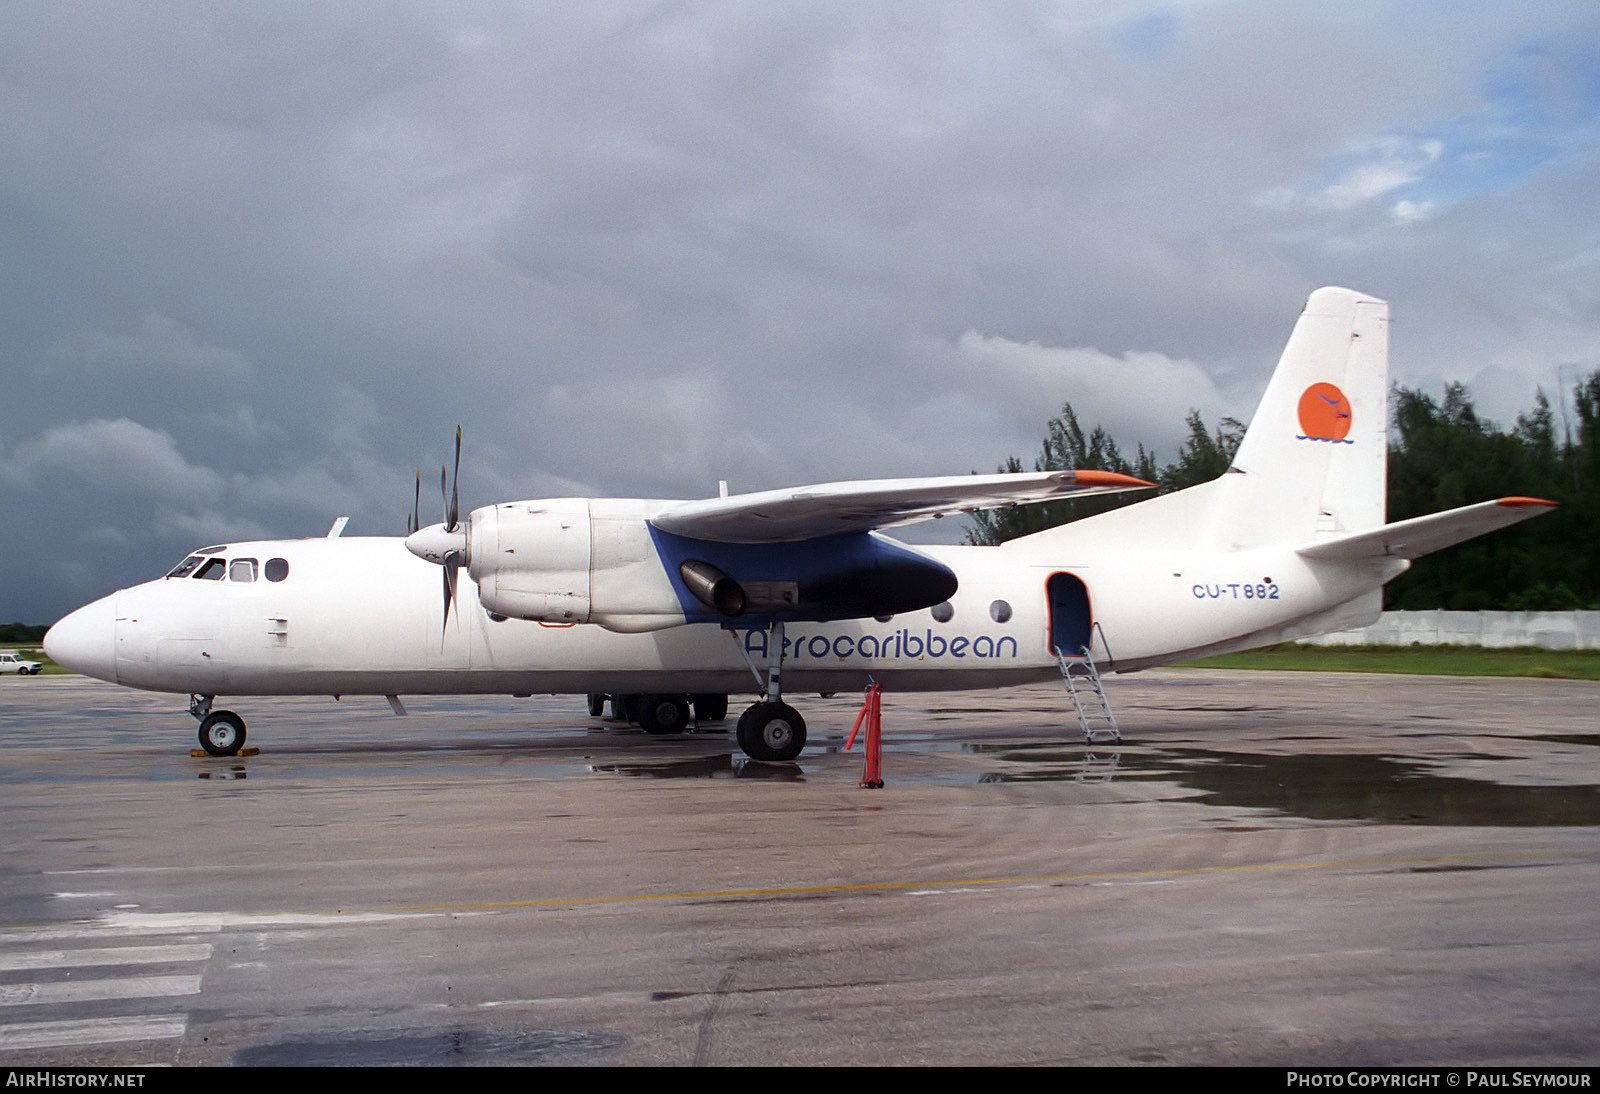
(586, 693, 607, 717)
(198, 711, 246, 757)
(692, 693, 728, 722)
(735, 701, 806, 762)
(638, 694, 691, 735)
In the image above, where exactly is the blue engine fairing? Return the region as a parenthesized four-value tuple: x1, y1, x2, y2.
(647, 525, 958, 624)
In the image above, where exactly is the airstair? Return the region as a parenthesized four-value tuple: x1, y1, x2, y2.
(1055, 645, 1121, 744)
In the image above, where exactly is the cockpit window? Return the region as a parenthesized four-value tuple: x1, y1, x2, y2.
(229, 558, 258, 583)
(194, 558, 227, 581)
(166, 555, 205, 579)
(265, 557, 289, 582)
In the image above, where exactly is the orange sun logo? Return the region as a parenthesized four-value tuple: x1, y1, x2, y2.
(1297, 382, 1352, 442)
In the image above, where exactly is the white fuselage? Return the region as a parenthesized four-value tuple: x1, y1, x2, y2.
(45, 530, 1402, 700)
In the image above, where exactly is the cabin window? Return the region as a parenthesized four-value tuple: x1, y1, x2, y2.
(990, 599, 1012, 623)
(229, 558, 258, 583)
(265, 557, 290, 582)
(930, 601, 954, 623)
(194, 558, 227, 580)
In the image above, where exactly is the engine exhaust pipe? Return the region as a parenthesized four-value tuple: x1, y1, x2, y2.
(679, 560, 747, 617)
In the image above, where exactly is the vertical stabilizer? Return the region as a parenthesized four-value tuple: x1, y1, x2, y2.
(1223, 286, 1389, 546)
(1008, 287, 1389, 553)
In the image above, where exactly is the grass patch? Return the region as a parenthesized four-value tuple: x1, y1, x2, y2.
(1181, 643, 1600, 681)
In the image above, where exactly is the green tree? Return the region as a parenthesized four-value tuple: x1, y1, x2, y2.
(1164, 412, 1245, 490)
(1384, 379, 1594, 610)
(966, 403, 1158, 545)
(967, 371, 1600, 611)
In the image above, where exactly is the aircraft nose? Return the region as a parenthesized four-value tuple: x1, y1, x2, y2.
(44, 594, 119, 684)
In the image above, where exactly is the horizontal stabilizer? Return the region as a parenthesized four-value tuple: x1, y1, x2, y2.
(1297, 498, 1557, 563)
(653, 470, 1154, 544)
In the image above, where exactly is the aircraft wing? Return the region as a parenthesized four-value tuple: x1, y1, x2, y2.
(1297, 497, 1557, 562)
(651, 470, 1156, 543)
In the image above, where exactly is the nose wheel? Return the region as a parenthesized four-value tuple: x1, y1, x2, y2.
(189, 696, 247, 757)
(198, 711, 247, 756)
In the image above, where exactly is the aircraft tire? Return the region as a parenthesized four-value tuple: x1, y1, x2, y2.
(735, 701, 806, 762)
(692, 693, 728, 722)
(586, 693, 606, 717)
(639, 694, 691, 735)
(198, 711, 247, 757)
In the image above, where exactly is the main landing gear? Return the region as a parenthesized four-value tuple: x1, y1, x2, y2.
(582, 622, 808, 763)
(190, 694, 247, 757)
(731, 620, 807, 763)
(638, 694, 692, 735)
(585, 693, 730, 734)
(735, 700, 805, 762)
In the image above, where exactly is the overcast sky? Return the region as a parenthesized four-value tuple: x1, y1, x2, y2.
(4, 2, 1599, 624)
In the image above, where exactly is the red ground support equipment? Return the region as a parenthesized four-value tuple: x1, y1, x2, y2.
(846, 681, 884, 788)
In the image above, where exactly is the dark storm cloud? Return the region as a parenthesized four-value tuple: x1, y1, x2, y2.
(3, 1, 1599, 621)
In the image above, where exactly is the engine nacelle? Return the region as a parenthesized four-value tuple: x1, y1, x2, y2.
(463, 497, 959, 631)
(467, 498, 688, 629)
(469, 499, 593, 623)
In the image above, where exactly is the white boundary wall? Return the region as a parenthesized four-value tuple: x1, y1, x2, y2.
(1304, 611, 1600, 650)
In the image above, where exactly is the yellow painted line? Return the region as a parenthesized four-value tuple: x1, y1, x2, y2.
(2, 850, 1582, 931)
(356, 848, 1576, 915)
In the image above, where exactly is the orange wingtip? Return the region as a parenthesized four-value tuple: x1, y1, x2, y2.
(1497, 496, 1559, 508)
(1070, 470, 1159, 489)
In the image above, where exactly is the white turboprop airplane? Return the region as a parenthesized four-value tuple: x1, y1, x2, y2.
(45, 287, 1554, 762)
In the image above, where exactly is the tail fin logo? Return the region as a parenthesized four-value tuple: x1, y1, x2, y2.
(1297, 382, 1353, 443)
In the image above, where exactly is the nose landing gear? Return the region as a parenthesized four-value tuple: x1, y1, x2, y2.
(190, 694, 247, 757)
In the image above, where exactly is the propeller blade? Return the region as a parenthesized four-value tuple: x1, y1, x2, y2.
(410, 470, 420, 536)
(441, 548, 462, 639)
(421, 426, 467, 643)
(448, 426, 461, 532)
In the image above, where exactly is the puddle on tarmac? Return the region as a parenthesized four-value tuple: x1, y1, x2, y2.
(1529, 734, 1600, 748)
(978, 745, 1600, 826)
(234, 1026, 625, 1066)
(590, 754, 804, 780)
